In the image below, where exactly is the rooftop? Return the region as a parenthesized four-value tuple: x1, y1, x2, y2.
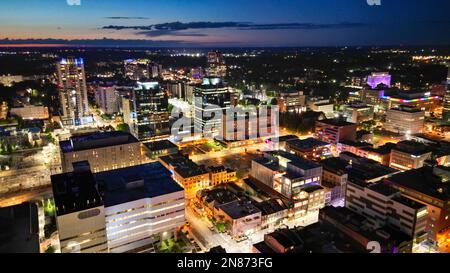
(60, 131, 139, 153)
(159, 154, 208, 178)
(0, 203, 40, 253)
(144, 140, 179, 152)
(51, 161, 104, 216)
(254, 199, 287, 216)
(387, 167, 450, 202)
(219, 200, 261, 219)
(317, 118, 356, 127)
(287, 137, 330, 151)
(95, 162, 184, 207)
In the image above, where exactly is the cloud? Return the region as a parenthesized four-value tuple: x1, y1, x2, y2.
(102, 21, 369, 35)
(0, 38, 188, 47)
(105, 16, 150, 20)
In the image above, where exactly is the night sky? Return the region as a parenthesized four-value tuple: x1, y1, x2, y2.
(0, 0, 449, 47)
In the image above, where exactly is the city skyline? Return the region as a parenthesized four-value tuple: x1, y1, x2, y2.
(0, 0, 450, 47)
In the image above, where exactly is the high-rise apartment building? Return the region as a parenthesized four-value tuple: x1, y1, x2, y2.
(95, 85, 119, 115)
(57, 57, 91, 126)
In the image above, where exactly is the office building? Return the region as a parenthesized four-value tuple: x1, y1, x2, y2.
(389, 141, 432, 171)
(320, 157, 349, 205)
(277, 90, 306, 113)
(366, 72, 392, 89)
(59, 131, 142, 173)
(285, 137, 332, 161)
(341, 102, 374, 124)
(52, 162, 108, 253)
(95, 162, 185, 253)
(346, 181, 428, 242)
(194, 77, 232, 136)
(123, 81, 170, 140)
(56, 57, 91, 126)
(386, 166, 450, 245)
(206, 51, 226, 78)
(159, 154, 209, 194)
(320, 206, 416, 253)
(52, 161, 185, 253)
(315, 118, 357, 144)
(385, 105, 425, 135)
(381, 91, 440, 114)
(95, 85, 119, 115)
(10, 105, 49, 120)
(307, 98, 334, 118)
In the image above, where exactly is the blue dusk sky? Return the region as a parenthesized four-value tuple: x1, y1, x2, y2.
(0, 0, 449, 47)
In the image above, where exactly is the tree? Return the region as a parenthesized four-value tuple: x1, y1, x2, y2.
(116, 123, 130, 133)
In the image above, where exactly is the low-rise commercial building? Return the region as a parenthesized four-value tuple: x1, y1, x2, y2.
(385, 105, 425, 135)
(315, 118, 357, 144)
(386, 166, 450, 245)
(10, 105, 49, 120)
(389, 141, 432, 171)
(286, 137, 331, 161)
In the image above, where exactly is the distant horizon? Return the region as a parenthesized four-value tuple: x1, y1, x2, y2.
(1, 0, 449, 47)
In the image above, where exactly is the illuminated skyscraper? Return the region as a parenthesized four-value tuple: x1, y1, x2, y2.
(206, 51, 227, 78)
(123, 81, 170, 140)
(57, 57, 91, 126)
(194, 77, 232, 136)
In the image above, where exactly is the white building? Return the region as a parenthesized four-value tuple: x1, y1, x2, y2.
(385, 105, 425, 135)
(10, 105, 49, 120)
(52, 161, 185, 253)
(95, 86, 119, 115)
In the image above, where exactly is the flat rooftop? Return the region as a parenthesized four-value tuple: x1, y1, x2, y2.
(51, 162, 104, 216)
(317, 118, 356, 127)
(0, 203, 40, 253)
(387, 167, 450, 202)
(144, 140, 178, 152)
(159, 154, 208, 178)
(219, 200, 261, 219)
(95, 162, 184, 207)
(60, 131, 139, 153)
(287, 137, 330, 151)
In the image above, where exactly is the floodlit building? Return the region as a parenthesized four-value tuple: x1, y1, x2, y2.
(315, 118, 357, 144)
(386, 166, 450, 244)
(366, 72, 392, 89)
(389, 141, 432, 171)
(52, 162, 108, 253)
(277, 90, 306, 113)
(122, 81, 170, 140)
(385, 105, 425, 135)
(52, 161, 185, 253)
(95, 85, 119, 115)
(194, 77, 232, 137)
(10, 105, 49, 120)
(96, 163, 185, 253)
(57, 57, 91, 126)
(346, 181, 428, 242)
(59, 131, 142, 173)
